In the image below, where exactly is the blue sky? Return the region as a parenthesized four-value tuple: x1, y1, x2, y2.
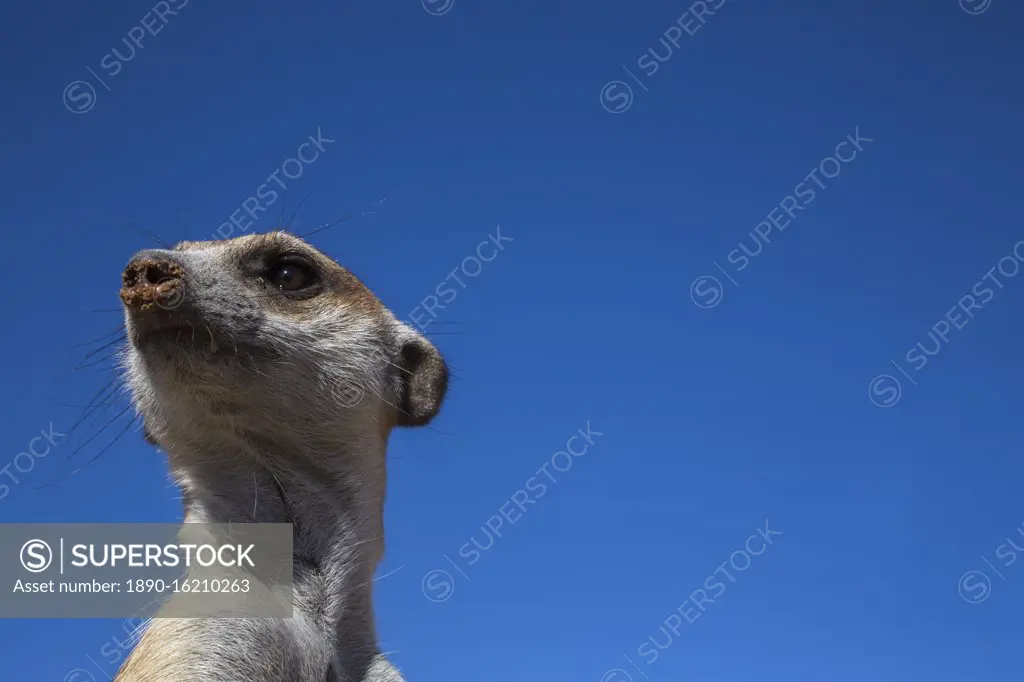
(1, 0, 1023, 679)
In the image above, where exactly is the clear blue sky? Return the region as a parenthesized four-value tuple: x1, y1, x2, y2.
(1, 0, 1023, 680)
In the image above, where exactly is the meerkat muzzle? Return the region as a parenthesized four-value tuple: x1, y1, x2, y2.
(120, 255, 186, 312)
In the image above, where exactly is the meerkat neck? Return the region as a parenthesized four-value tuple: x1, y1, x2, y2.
(163, 433, 390, 678)
(164, 428, 387, 542)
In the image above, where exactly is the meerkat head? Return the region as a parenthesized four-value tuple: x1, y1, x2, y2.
(118, 231, 448, 467)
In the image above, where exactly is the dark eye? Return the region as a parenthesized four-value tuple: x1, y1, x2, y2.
(266, 261, 316, 291)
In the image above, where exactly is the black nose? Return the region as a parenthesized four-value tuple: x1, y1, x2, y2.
(120, 250, 186, 311)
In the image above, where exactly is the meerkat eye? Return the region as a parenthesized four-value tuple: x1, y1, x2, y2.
(266, 261, 317, 292)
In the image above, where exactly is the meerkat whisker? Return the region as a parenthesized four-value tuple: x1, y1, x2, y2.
(66, 413, 141, 475)
(66, 376, 123, 433)
(67, 404, 135, 461)
(72, 324, 128, 348)
(35, 409, 140, 490)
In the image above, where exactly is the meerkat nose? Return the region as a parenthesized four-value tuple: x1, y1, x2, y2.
(120, 250, 187, 312)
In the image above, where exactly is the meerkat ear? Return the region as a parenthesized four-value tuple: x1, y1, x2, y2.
(395, 336, 448, 427)
(142, 423, 159, 446)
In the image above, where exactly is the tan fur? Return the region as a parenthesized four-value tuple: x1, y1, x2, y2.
(113, 232, 447, 681)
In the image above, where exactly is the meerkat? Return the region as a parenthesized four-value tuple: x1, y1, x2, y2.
(112, 231, 448, 681)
